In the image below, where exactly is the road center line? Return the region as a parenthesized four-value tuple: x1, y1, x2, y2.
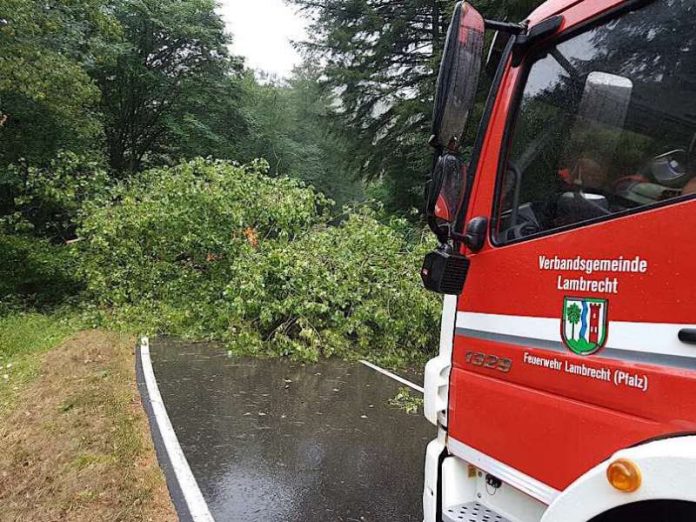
(359, 360, 424, 394)
(140, 337, 215, 522)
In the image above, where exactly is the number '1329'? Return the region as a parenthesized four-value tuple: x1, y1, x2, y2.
(465, 351, 512, 373)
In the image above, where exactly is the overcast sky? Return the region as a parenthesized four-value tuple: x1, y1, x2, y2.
(217, 0, 309, 78)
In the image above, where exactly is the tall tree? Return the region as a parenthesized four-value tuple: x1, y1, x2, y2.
(0, 0, 118, 240)
(0, 0, 117, 168)
(286, 0, 450, 213)
(285, 65, 364, 207)
(95, 0, 246, 173)
(239, 66, 364, 208)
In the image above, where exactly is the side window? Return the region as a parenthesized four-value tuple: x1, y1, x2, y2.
(494, 0, 696, 244)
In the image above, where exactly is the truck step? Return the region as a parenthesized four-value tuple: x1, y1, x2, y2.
(443, 501, 511, 522)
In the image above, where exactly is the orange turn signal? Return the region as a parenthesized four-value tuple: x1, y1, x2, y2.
(607, 459, 642, 493)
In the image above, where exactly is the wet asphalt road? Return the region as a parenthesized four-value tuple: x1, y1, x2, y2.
(150, 339, 435, 522)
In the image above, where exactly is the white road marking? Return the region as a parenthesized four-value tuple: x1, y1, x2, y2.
(140, 337, 215, 522)
(359, 360, 424, 394)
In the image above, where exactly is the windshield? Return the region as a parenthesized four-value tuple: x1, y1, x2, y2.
(495, 0, 696, 244)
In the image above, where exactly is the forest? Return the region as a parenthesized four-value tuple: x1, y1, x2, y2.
(0, 0, 542, 366)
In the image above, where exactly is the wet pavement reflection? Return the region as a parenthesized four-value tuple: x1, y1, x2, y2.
(151, 339, 435, 522)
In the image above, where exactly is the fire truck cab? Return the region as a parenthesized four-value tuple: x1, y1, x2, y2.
(421, 1, 696, 521)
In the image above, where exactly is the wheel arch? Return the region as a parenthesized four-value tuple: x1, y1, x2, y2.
(542, 435, 696, 521)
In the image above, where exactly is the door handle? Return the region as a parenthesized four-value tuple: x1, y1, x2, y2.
(678, 329, 696, 345)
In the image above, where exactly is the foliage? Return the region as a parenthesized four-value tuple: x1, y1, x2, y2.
(0, 0, 119, 167)
(80, 158, 331, 306)
(79, 159, 440, 363)
(239, 67, 365, 208)
(0, 0, 549, 234)
(0, 234, 83, 313)
(389, 386, 424, 415)
(0, 152, 110, 241)
(225, 209, 440, 362)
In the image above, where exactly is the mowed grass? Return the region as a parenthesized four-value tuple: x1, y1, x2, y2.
(0, 316, 176, 520)
(0, 313, 79, 413)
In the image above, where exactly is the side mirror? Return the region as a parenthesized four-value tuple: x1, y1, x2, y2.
(425, 152, 466, 243)
(426, 2, 484, 243)
(432, 2, 485, 151)
(422, 3, 483, 295)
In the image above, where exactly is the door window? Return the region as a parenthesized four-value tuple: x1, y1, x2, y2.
(494, 0, 696, 244)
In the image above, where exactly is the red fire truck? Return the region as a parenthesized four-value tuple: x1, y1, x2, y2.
(420, 1, 696, 521)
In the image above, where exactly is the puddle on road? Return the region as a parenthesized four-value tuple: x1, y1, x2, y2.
(151, 339, 435, 522)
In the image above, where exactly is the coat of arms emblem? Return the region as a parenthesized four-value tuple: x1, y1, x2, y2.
(561, 297, 608, 355)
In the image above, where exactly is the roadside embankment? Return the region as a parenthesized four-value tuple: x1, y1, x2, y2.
(0, 329, 176, 521)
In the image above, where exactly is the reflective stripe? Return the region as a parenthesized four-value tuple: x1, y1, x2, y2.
(456, 312, 696, 370)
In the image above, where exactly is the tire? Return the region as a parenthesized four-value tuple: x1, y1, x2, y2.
(590, 500, 696, 522)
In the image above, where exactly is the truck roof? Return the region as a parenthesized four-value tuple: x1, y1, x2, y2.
(527, 0, 587, 24)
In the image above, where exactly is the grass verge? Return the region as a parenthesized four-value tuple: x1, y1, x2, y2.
(0, 327, 176, 521)
(0, 313, 79, 413)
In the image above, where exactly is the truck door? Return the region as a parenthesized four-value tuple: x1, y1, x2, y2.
(447, 0, 696, 503)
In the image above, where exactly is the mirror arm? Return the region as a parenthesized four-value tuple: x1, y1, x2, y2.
(449, 229, 467, 242)
(449, 217, 488, 253)
(512, 15, 564, 66)
(484, 19, 526, 35)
